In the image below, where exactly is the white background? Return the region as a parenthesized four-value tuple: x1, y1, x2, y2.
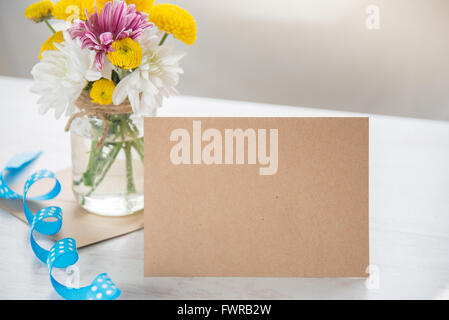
(1, 0, 449, 120)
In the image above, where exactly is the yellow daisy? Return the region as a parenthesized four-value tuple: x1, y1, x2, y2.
(90, 79, 116, 105)
(39, 31, 65, 59)
(24, 0, 54, 23)
(53, 0, 95, 22)
(148, 4, 197, 45)
(108, 38, 143, 70)
(95, 0, 155, 14)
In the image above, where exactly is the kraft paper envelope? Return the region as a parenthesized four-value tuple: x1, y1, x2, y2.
(144, 118, 369, 277)
(0, 167, 143, 248)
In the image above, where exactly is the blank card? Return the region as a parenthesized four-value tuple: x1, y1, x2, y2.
(144, 118, 369, 277)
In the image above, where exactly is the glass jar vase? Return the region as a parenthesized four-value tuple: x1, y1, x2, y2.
(69, 112, 151, 216)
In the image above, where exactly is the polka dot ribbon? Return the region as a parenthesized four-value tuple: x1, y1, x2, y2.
(0, 152, 121, 300)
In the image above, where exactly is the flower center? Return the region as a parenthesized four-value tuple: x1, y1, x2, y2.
(107, 38, 143, 70)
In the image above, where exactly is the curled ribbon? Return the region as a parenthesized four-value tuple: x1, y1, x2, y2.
(0, 152, 120, 300)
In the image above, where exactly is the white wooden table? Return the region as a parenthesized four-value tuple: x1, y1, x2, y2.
(1, 76, 449, 300)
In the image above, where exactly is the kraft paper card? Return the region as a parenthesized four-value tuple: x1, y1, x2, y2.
(0, 168, 143, 248)
(144, 117, 369, 277)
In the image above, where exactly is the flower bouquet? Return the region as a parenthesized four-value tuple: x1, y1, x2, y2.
(25, 0, 196, 216)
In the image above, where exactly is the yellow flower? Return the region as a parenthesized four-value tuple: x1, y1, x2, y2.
(108, 38, 142, 70)
(39, 31, 65, 59)
(53, 0, 95, 22)
(24, 1, 54, 23)
(90, 79, 116, 105)
(95, 0, 155, 14)
(127, 0, 154, 13)
(148, 4, 197, 45)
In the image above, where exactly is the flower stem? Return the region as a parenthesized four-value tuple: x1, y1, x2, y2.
(120, 117, 144, 162)
(120, 68, 127, 80)
(159, 32, 169, 46)
(119, 116, 138, 195)
(131, 139, 144, 162)
(80, 115, 140, 202)
(85, 142, 123, 198)
(82, 137, 102, 187)
(44, 19, 56, 34)
(124, 142, 137, 194)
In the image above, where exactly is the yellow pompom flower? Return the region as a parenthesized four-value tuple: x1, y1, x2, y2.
(95, 0, 155, 14)
(108, 38, 143, 70)
(39, 31, 65, 59)
(24, 0, 54, 23)
(90, 79, 116, 105)
(148, 4, 197, 45)
(53, 0, 95, 22)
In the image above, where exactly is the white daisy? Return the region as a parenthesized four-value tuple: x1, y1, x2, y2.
(112, 30, 186, 115)
(30, 32, 103, 119)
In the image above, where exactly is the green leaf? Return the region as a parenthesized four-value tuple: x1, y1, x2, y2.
(84, 81, 94, 92)
(111, 70, 120, 85)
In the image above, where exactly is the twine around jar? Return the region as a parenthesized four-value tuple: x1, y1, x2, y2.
(65, 91, 133, 148)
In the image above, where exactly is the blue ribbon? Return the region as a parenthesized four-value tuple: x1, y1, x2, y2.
(0, 152, 120, 300)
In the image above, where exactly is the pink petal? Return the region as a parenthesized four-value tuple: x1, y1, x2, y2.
(99, 32, 114, 45)
(95, 51, 106, 70)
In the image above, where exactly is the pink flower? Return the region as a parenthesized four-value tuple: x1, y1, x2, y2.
(68, 0, 153, 70)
